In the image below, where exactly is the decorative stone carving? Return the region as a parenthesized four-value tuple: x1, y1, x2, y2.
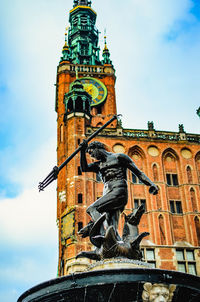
(113, 143, 125, 153)
(181, 148, 192, 159)
(148, 146, 159, 157)
(142, 283, 176, 302)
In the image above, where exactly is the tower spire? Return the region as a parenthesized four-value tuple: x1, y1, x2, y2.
(68, 0, 100, 65)
(73, 0, 92, 7)
(60, 27, 71, 62)
(102, 34, 112, 65)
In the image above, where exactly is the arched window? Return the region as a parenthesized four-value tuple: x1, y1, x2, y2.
(159, 215, 166, 245)
(156, 190, 162, 209)
(97, 106, 102, 115)
(78, 166, 82, 175)
(195, 153, 200, 183)
(190, 188, 197, 212)
(163, 150, 179, 186)
(78, 222, 83, 232)
(75, 96, 83, 112)
(78, 193, 83, 204)
(153, 164, 158, 182)
(84, 99, 90, 113)
(128, 146, 145, 184)
(186, 166, 193, 184)
(67, 98, 73, 113)
(194, 217, 200, 246)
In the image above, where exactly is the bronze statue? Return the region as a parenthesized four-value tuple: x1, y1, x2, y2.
(77, 140, 158, 261)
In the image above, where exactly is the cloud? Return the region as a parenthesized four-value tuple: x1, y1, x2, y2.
(0, 186, 57, 246)
(0, 0, 199, 301)
(94, 0, 200, 131)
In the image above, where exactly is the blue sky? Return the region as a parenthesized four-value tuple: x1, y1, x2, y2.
(0, 0, 199, 301)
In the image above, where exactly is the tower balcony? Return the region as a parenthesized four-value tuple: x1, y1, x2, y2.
(58, 63, 115, 77)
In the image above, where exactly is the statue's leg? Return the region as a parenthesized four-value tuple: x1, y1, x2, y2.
(86, 199, 106, 236)
(106, 210, 122, 241)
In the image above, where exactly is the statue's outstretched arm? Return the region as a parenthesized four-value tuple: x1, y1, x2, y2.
(129, 162, 158, 195)
(120, 154, 158, 195)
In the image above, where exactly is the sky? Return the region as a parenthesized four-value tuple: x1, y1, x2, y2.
(0, 0, 199, 301)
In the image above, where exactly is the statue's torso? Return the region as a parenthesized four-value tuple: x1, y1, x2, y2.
(99, 154, 127, 183)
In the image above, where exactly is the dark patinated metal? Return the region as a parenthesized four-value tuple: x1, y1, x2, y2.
(17, 268, 200, 302)
(77, 140, 158, 260)
(38, 115, 119, 192)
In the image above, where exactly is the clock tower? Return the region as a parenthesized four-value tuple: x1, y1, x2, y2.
(56, 0, 117, 276)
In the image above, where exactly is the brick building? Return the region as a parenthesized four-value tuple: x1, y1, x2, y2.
(56, 0, 200, 276)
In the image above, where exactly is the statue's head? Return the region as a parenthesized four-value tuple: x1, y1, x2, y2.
(87, 141, 106, 160)
(142, 283, 176, 302)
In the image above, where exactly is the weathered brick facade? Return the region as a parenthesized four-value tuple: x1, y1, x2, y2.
(56, 2, 200, 277)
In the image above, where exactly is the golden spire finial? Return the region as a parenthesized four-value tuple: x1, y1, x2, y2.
(64, 26, 69, 47)
(103, 29, 108, 51)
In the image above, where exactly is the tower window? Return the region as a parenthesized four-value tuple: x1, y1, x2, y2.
(78, 193, 83, 204)
(166, 173, 179, 186)
(170, 200, 182, 214)
(73, 16, 78, 27)
(97, 106, 102, 114)
(78, 222, 83, 232)
(80, 15, 87, 25)
(78, 166, 82, 175)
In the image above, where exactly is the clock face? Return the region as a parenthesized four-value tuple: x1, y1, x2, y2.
(79, 77, 107, 107)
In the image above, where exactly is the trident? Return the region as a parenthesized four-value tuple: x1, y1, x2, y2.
(38, 115, 121, 192)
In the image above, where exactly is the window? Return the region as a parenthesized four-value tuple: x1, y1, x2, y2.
(166, 173, 179, 186)
(141, 248, 156, 268)
(73, 16, 78, 26)
(190, 188, 197, 212)
(78, 166, 82, 175)
(78, 193, 83, 204)
(134, 199, 146, 211)
(176, 249, 197, 275)
(194, 217, 200, 246)
(80, 15, 87, 25)
(186, 166, 193, 184)
(81, 44, 89, 56)
(156, 191, 162, 209)
(153, 164, 158, 181)
(78, 222, 83, 232)
(170, 200, 182, 214)
(159, 215, 166, 245)
(132, 173, 143, 184)
(97, 106, 102, 114)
